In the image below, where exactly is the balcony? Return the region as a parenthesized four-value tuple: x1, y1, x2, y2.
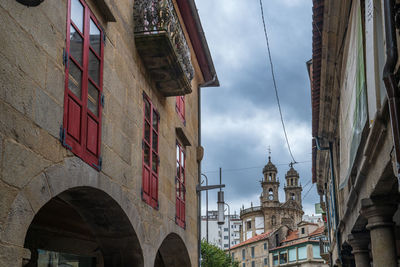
(134, 0, 194, 96)
(240, 206, 262, 216)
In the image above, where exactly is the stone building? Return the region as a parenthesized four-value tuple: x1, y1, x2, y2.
(269, 223, 327, 267)
(0, 0, 218, 266)
(311, 0, 400, 266)
(240, 156, 304, 241)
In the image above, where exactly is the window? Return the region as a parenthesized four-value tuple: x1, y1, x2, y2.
(264, 242, 268, 250)
(176, 95, 185, 123)
(264, 258, 268, 266)
(251, 247, 255, 258)
(224, 228, 229, 232)
(232, 252, 235, 259)
(247, 221, 252, 229)
(288, 248, 296, 262)
(273, 253, 278, 266)
(290, 193, 295, 200)
(301, 228, 305, 234)
(242, 249, 246, 260)
(224, 244, 228, 248)
(298, 246, 307, 260)
(279, 251, 287, 264)
(313, 244, 322, 259)
(176, 141, 185, 228)
(271, 216, 276, 226)
(242, 263, 246, 267)
(63, 0, 104, 169)
(142, 94, 159, 209)
(251, 261, 255, 267)
(224, 236, 228, 240)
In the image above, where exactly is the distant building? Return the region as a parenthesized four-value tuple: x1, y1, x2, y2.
(302, 214, 323, 225)
(229, 222, 328, 267)
(240, 156, 304, 241)
(269, 222, 327, 267)
(201, 211, 241, 249)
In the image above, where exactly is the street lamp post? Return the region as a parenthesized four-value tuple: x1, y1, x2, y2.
(201, 173, 209, 242)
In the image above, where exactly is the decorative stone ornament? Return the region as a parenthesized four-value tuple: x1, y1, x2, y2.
(16, 0, 44, 6)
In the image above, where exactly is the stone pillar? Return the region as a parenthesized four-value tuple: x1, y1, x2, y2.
(361, 197, 398, 267)
(348, 232, 370, 267)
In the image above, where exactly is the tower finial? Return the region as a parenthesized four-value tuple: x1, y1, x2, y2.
(289, 162, 293, 168)
(268, 146, 271, 161)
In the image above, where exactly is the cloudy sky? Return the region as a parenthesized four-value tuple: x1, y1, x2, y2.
(196, 0, 318, 216)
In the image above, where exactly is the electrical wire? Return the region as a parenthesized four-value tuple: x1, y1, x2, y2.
(203, 161, 311, 174)
(302, 183, 315, 200)
(259, 0, 297, 164)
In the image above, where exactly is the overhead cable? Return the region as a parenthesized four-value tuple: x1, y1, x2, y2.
(259, 0, 297, 164)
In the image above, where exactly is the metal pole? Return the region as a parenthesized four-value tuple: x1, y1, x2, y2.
(219, 167, 222, 191)
(201, 173, 209, 242)
(225, 202, 231, 256)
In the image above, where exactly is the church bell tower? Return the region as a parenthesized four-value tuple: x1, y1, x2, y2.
(284, 163, 302, 207)
(261, 153, 279, 206)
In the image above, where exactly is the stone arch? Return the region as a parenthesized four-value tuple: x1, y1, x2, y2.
(24, 187, 144, 266)
(154, 233, 191, 267)
(290, 193, 295, 200)
(268, 188, 274, 200)
(0, 157, 144, 266)
(16, 0, 44, 6)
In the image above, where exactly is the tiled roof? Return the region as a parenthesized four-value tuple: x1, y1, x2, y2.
(281, 230, 299, 242)
(310, 226, 325, 236)
(230, 232, 271, 250)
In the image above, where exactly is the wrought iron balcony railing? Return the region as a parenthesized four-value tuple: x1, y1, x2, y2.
(134, 0, 194, 96)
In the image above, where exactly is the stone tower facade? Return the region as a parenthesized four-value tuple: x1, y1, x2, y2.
(240, 156, 304, 241)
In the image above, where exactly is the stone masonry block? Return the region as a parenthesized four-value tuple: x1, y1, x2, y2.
(0, 52, 35, 119)
(0, 243, 26, 267)
(112, 128, 132, 164)
(45, 59, 65, 105)
(39, 0, 67, 37)
(23, 173, 51, 213)
(45, 156, 100, 197)
(0, 7, 47, 89)
(0, 100, 65, 163)
(2, 139, 51, 189)
(34, 88, 63, 139)
(0, 180, 19, 231)
(101, 146, 133, 188)
(0, 191, 34, 246)
(0, 1, 64, 61)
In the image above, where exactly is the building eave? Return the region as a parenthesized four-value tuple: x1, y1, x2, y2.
(176, 0, 219, 87)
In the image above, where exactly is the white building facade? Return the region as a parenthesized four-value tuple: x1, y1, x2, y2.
(201, 211, 241, 249)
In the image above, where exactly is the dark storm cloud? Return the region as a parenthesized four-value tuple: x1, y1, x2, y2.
(196, 0, 319, 215)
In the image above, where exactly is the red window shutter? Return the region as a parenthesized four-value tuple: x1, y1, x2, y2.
(176, 96, 185, 123)
(176, 142, 186, 228)
(142, 93, 159, 209)
(63, 0, 103, 170)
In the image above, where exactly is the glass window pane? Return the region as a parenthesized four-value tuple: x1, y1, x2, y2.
(313, 244, 321, 259)
(68, 61, 82, 99)
(181, 150, 185, 165)
(152, 131, 158, 151)
(177, 161, 180, 178)
(279, 251, 287, 264)
(298, 246, 307, 260)
(152, 152, 158, 172)
(90, 19, 101, 54)
(89, 50, 100, 85)
(144, 144, 150, 166)
(70, 25, 83, 65)
(71, 0, 84, 33)
(176, 145, 180, 161)
(288, 248, 296, 262)
(87, 82, 99, 116)
(145, 100, 151, 120)
(153, 111, 158, 131)
(144, 122, 150, 143)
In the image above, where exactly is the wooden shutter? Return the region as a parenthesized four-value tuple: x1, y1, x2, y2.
(63, 0, 103, 170)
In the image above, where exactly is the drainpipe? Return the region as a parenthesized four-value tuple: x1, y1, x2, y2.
(197, 75, 217, 267)
(383, 0, 400, 191)
(314, 137, 342, 265)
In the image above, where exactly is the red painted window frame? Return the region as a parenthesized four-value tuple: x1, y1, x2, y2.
(175, 141, 186, 228)
(176, 95, 185, 124)
(142, 93, 160, 209)
(63, 0, 104, 170)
